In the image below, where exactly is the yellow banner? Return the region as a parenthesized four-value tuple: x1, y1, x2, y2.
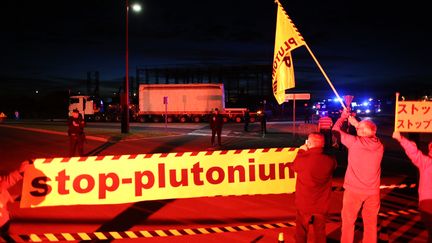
(21, 148, 298, 208)
(395, 100, 432, 132)
(272, 3, 306, 105)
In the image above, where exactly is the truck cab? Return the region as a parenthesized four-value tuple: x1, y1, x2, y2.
(69, 95, 124, 122)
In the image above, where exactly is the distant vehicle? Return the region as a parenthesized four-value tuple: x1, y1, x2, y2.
(313, 98, 343, 120)
(312, 97, 382, 119)
(223, 108, 257, 123)
(68, 95, 122, 122)
(351, 98, 382, 116)
(68, 83, 257, 123)
(136, 83, 257, 123)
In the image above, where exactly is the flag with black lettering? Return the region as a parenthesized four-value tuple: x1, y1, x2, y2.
(272, 2, 306, 104)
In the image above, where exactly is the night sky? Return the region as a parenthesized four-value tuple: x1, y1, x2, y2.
(1, 0, 431, 102)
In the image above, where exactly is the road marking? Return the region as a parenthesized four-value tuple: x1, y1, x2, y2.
(187, 129, 262, 138)
(0, 124, 108, 142)
(331, 183, 417, 192)
(9, 207, 424, 242)
(14, 222, 296, 242)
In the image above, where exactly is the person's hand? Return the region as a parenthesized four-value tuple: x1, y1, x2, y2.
(392, 131, 402, 141)
(340, 109, 350, 119)
(299, 144, 308, 151)
(19, 161, 30, 173)
(299, 140, 309, 151)
(348, 116, 359, 128)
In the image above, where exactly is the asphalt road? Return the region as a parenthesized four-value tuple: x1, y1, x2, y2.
(0, 118, 429, 242)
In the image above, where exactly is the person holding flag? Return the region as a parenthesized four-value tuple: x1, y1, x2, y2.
(333, 109, 383, 243)
(272, 0, 346, 110)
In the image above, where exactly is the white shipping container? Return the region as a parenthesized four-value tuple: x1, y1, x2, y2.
(138, 83, 225, 115)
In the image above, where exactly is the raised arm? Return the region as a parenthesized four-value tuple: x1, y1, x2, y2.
(332, 109, 356, 147)
(0, 161, 28, 189)
(393, 131, 432, 169)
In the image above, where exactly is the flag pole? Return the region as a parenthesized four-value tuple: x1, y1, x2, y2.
(394, 92, 400, 131)
(273, 0, 346, 110)
(304, 44, 347, 110)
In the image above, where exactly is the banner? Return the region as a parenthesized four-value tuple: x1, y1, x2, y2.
(21, 148, 298, 208)
(395, 100, 432, 132)
(272, 2, 306, 105)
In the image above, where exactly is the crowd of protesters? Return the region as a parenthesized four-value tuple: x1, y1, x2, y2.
(1, 105, 431, 243)
(293, 107, 431, 243)
(293, 108, 385, 242)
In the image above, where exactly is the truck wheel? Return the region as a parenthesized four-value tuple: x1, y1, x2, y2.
(250, 117, 256, 123)
(166, 116, 174, 123)
(94, 114, 102, 122)
(179, 116, 187, 123)
(222, 117, 229, 123)
(105, 115, 112, 122)
(193, 116, 201, 123)
(235, 116, 242, 123)
(138, 116, 146, 123)
(153, 116, 161, 123)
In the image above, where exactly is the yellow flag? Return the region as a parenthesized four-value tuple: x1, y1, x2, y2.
(272, 2, 306, 104)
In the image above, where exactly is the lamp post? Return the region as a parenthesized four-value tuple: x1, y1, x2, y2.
(121, 1, 141, 133)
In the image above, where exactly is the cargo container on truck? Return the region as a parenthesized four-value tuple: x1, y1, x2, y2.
(68, 83, 257, 123)
(137, 83, 257, 123)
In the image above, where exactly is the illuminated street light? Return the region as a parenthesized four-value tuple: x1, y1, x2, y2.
(121, 1, 142, 134)
(132, 3, 142, 12)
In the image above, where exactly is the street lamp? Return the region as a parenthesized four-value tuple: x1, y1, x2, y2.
(121, 1, 141, 133)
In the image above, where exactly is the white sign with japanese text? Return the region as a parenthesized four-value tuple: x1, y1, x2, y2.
(395, 101, 432, 132)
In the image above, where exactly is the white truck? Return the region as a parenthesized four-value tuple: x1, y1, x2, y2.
(68, 95, 121, 122)
(136, 83, 256, 123)
(68, 83, 257, 123)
